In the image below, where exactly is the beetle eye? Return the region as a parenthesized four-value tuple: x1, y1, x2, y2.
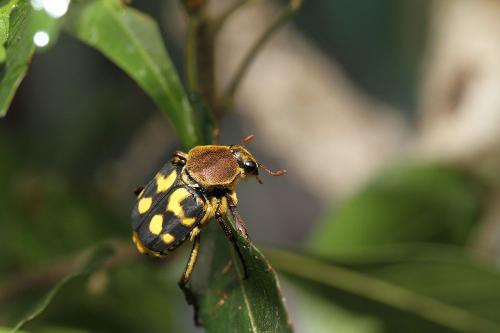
(242, 160, 258, 174)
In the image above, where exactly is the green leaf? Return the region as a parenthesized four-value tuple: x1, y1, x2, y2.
(0, 0, 35, 117)
(189, 92, 216, 145)
(32, 326, 93, 333)
(0, 170, 126, 274)
(0, 45, 6, 62)
(0, 329, 27, 333)
(189, 223, 293, 333)
(309, 164, 485, 257)
(0, 0, 69, 115)
(266, 247, 500, 333)
(0, 0, 18, 65)
(0, 0, 18, 48)
(65, 0, 202, 148)
(9, 244, 114, 332)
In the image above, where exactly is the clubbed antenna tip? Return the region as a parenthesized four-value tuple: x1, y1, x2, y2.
(240, 134, 255, 146)
(259, 163, 287, 177)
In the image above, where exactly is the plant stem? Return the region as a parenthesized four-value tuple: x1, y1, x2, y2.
(185, 13, 215, 106)
(185, 17, 200, 94)
(196, 20, 217, 111)
(219, 0, 303, 112)
(211, 0, 254, 35)
(183, 6, 218, 144)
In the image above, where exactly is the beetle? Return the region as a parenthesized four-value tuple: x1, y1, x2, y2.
(131, 134, 285, 302)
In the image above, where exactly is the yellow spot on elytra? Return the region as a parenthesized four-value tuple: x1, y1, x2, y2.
(138, 197, 152, 214)
(167, 187, 191, 217)
(166, 188, 201, 227)
(181, 217, 196, 227)
(162, 233, 175, 244)
(132, 231, 163, 258)
(132, 232, 146, 254)
(149, 214, 163, 235)
(157, 170, 177, 192)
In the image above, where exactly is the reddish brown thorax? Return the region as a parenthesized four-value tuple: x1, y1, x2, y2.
(186, 145, 240, 188)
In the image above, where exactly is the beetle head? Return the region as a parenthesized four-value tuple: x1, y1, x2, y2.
(230, 134, 286, 184)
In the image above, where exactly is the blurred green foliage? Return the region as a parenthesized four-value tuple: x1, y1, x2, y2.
(310, 164, 485, 257)
(269, 247, 500, 333)
(264, 164, 498, 333)
(0, 139, 124, 275)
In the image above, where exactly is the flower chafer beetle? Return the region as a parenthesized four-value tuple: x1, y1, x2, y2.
(131, 135, 285, 297)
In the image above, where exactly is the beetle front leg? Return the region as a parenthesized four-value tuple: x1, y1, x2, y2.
(215, 208, 249, 280)
(225, 194, 250, 240)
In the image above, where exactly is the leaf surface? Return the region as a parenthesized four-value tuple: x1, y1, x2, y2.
(267, 246, 500, 333)
(190, 223, 293, 333)
(0, 0, 35, 117)
(65, 0, 201, 148)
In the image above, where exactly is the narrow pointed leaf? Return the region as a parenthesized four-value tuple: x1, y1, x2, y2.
(0, 329, 27, 333)
(34, 327, 94, 333)
(267, 246, 500, 333)
(8, 244, 114, 332)
(189, 223, 293, 333)
(0, 0, 35, 117)
(65, 0, 201, 148)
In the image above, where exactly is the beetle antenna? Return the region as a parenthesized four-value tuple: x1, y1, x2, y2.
(240, 134, 255, 146)
(258, 163, 287, 177)
(256, 175, 264, 184)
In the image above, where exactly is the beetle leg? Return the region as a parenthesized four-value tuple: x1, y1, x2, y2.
(225, 194, 250, 240)
(172, 151, 188, 165)
(215, 208, 249, 280)
(178, 234, 202, 325)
